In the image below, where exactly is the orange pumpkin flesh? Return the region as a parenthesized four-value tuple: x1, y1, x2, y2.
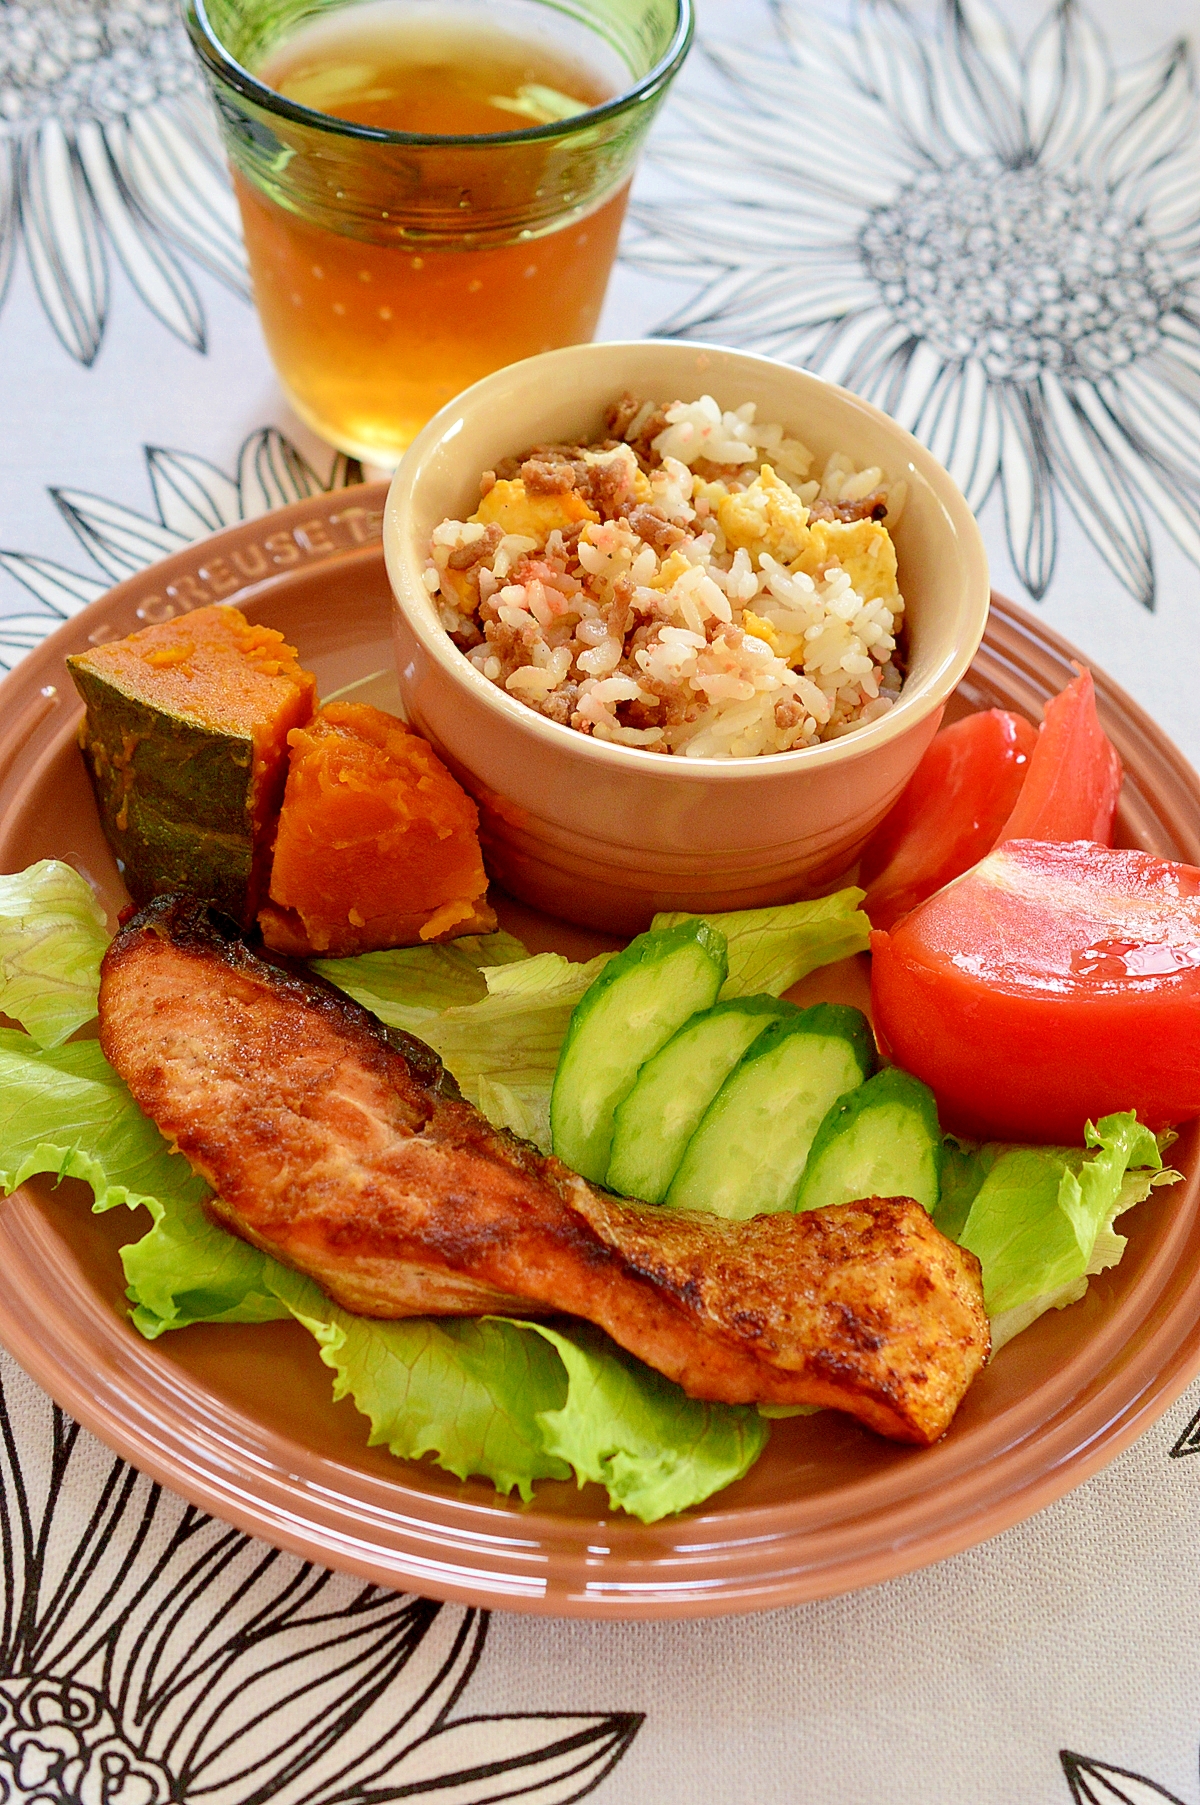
(259, 701, 496, 956)
(67, 604, 316, 926)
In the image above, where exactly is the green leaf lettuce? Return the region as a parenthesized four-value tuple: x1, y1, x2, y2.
(530, 1321, 768, 1519)
(654, 889, 871, 1000)
(0, 1028, 288, 1334)
(0, 860, 111, 1047)
(950, 1111, 1179, 1349)
(312, 930, 529, 1032)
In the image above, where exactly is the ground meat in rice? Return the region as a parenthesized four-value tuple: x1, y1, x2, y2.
(626, 504, 686, 553)
(606, 393, 672, 468)
(521, 455, 577, 496)
(808, 492, 891, 524)
(445, 522, 503, 569)
(424, 393, 910, 758)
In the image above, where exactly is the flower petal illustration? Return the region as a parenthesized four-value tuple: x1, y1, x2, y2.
(945, 0, 1026, 162)
(848, 0, 941, 159)
(146, 446, 243, 539)
(75, 119, 206, 353)
(1159, 315, 1200, 380)
(116, 1565, 485, 1802)
(0, 139, 17, 317)
(1073, 381, 1200, 569)
(1142, 151, 1200, 245)
(1169, 1397, 1200, 1456)
(1115, 359, 1200, 476)
(0, 552, 107, 616)
(654, 261, 877, 348)
(701, 45, 919, 204)
(997, 385, 1057, 600)
(0, 610, 85, 672)
(629, 188, 846, 262)
(238, 429, 330, 518)
(813, 308, 914, 395)
(0, 1354, 642, 1803)
(108, 99, 249, 301)
(631, 0, 1200, 610)
(944, 362, 1003, 515)
(881, 337, 949, 438)
(51, 488, 187, 583)
(0, 1, 249, 357)
(1060, 1749, 1187, 1804)
(0, 427, 363, 672)
(1041, 372, 1155, 606)
(0, 1354, 167, 1678)
(18, 119, 108, 366)
(922, 0, 1012, 158)
(1090, 40, 1196, 194)
(1024, 0, 1112, 164)
(377, 1712, 643, 1803)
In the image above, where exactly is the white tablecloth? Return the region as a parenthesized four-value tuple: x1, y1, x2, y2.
(3, 1, 1200, 1799)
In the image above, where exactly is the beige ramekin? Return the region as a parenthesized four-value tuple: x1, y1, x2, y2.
(384, 341, 990, 934)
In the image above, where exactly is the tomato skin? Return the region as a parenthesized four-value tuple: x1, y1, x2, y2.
(997, 668, 1121, 845)
(860, 709, 1037, 930)
(870, 839, 1200, 1143)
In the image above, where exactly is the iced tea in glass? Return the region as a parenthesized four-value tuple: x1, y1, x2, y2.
(187, 0, 693, 464)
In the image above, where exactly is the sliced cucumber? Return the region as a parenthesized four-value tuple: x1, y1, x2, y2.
(665, 1003, 875, 1220)
(793, 1066, 943, 1213)
(550, 918, 728, 1183)
(607, 995, 792, 1203)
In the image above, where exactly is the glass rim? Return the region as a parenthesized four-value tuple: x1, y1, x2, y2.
(187, 0, 695, 147)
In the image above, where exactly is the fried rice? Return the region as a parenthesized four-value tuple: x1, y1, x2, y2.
(423, 392, 909, 758)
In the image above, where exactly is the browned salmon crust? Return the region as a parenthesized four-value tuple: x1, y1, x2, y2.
(98, 897, 990, 1445)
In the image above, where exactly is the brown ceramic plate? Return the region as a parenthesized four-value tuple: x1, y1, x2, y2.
(2, 484, 1199, 1620)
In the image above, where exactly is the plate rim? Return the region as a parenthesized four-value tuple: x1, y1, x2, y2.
(1, 485, 1199, 1620)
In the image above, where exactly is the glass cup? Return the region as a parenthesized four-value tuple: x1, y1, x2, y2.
(185, 0, 693, 466)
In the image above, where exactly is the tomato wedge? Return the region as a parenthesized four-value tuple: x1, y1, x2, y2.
(996, 668, 1121, 844)
(860, 710, 1037, 930)
(871, 839, 1200, 1143)
(859, 670, 1121, 932)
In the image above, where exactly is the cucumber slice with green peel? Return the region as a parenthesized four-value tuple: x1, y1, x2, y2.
(793, 1066, 943, 1214)
(665, 1003, 875, 1220)
(607, 995, 794, 1203)
(550, 918, 728, 1183)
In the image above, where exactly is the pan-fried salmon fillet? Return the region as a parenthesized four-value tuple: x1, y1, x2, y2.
(98, 896, 990, 1445)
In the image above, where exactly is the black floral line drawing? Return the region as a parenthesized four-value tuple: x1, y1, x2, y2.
(625, 0, 1200, 611)
(1061, 1748, 1188, 1802)
(0, 425, 362, 673)
(0, 1350, 641, 1805)
(1168, 1401, 1200, 1457)
(0, 0, 248, 363)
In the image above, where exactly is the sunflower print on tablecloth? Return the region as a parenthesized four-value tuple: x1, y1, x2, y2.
(0, 1349, 641, 1805)
(0, 0, 246, 362)
(0, 426, 362, 672)
(625, 0, 1200, 611)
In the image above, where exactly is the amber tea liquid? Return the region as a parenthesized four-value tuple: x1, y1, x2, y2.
(242, 2, 625, 464)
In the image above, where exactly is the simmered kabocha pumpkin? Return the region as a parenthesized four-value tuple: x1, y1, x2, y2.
(258, 702, 496, 956)
(67, 606, 316, 927)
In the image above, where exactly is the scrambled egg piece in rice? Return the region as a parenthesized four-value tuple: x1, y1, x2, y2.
(740, 609, 781, 651)
(471, 479, 598, 539)
(717, 464, 901, 626)
(715, 465, 810, 565)
(646, 548, 693, 593)
(794, 517, 900, 608)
